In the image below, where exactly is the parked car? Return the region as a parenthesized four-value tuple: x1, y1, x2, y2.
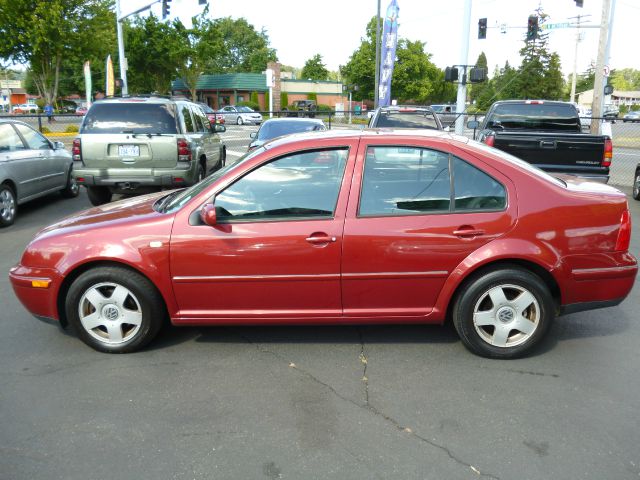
(72, 96, 227, 206)
(218, 105, 263, 125)
(9, 129, 637, 358)
(248, 118, 326, 151)
(285, 100, 317, 118)
(633, 163, 640, 201)
(197, 102, 225, 125)
(12, 104, 39, 114)
(0, 119, 78, 227)
(623, 111, 640, 123)
(603, 104, 619, 121)
(75, 106, 88, 115)
(367, 105, 443, 130)
(469, 100, 612, 182)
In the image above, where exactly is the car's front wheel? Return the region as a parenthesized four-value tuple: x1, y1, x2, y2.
(60, 169, 80, 198)
(0, 184, 17, 227)
(66, 266, 165, 353)
(452, 267, 554, 359)
(237, 116, 244, 125)
(633, 169, 640, 200)
(86, 186, 112, 206)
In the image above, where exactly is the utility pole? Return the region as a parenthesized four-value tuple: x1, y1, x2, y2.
(591, 0, 611, 134)
(602, 0, 617, 110)
(374, 0, 381, 109)
(455, 0, 472, 135)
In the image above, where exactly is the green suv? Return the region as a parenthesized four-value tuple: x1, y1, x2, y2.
(73, 96, 227, 206)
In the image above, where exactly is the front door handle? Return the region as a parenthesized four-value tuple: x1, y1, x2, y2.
(453, 227, 485, 238)
(305, 233, 337, 245)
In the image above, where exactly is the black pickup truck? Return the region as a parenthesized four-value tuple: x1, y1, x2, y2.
(469, 100, 612, 182)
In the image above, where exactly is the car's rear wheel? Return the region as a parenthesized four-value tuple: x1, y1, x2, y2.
(60, 169, 80, 198)
(220, 147, 226, 168)
(633, 169, 640, 200)
(237, 116, 244, 125)
(0, 184, 17, 227)
(66, 266, 165, 353)
(86, 186, 112, 206)
(197, 163, 205, 182)
(452, 267, 554, 359)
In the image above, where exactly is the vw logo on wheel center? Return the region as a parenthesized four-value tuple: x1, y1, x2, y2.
(102, 304, 120, 321)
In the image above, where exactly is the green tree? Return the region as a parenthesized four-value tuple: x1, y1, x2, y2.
(470, 52, 491, 108)
(301, 54, 329, 80)
(610, 68, 640, 91)
(0, 0, 115, 104)
(125, 14, 183, 94)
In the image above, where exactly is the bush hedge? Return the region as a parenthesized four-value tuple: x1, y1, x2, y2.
(65, 124, 79, 133)
(280, 92, 288, 108)
(236, 101, 260, 111)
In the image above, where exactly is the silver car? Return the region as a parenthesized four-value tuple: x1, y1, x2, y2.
(0, 119, 78, 227)
(218, 106, 263, 125)
(73, 97, 227, 206)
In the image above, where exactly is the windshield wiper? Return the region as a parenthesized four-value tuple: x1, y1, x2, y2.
(155, 189, 182, 213)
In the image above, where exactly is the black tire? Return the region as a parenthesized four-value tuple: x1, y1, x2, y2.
(452, 267, 554, 359)
(220, 146, 226, 168)
(65, 266, 166, 353)
(237, 116, 244, 125)
(197, 163, 205, 183)
(60, 169, 80, 198)
(633, 168, 640, 201)
(86, 186, 112, 206)
(0, 184, 17, 227)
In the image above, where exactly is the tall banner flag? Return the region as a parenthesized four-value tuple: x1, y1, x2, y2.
(83, 61, 92, 109)
(378, 0, 399, 107)
(105, 55, 115, 97)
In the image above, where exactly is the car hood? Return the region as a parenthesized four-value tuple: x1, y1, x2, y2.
(36, 191, 169, 238)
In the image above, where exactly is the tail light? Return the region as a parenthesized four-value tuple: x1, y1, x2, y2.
(615, 209, 631, 252)
(603, 137, 613, 167)
(72, 138, 82, 162)
(177, 138, 192, 162)
(484, 134, 495, 147)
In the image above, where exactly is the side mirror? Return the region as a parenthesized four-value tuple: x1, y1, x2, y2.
(54, 141, 65, 150)
(200, 203, 217, 227)
(467, 120, 480, 129)
(214, 124, 226, 133)
(249, 132, 257, 139)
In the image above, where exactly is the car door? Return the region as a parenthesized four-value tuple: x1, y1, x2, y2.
(191, 105, 220, 171)
(341, 141, 516, 319)
(169, 144, 357, 322)
(0, 123, 45, 201)
(14, 123, 64, 192)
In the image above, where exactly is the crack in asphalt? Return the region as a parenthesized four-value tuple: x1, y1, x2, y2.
(231, 329, 501, 480)
(356, 328, 370, 406)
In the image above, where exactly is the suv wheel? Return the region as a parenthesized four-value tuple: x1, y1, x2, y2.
(237, 117, 244, 125)
(60, 169, 80, 198)
(633, 168, 640, 200)
(87, 186, 113, 206)
(220, 147, 226, 168)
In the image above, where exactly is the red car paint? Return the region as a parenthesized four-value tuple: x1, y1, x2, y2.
(9, 130, 637, 330)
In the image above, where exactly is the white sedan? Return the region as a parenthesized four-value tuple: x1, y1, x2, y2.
(218, 106, 263, 125)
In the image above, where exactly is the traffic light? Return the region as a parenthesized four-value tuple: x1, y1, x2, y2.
(478, 18, 487, 39)
(162, 0, 171, 19)
(527, 15, 538, 41)
(575, 0, 584, 7)
(469, 67, 487, 83)
(445, 67, 459, 82)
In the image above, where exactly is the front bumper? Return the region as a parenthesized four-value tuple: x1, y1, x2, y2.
(9, 264, 62, 323)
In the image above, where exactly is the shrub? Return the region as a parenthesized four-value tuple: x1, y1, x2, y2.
(280, 92, 288, 108)
(317, 103, 332, 112)
(307, 92, 317, 102)
(236, 101, 260, 111)
(250, 91, 259, 105)
(65, 124, 79, 133)
(40, 126, 51, 134)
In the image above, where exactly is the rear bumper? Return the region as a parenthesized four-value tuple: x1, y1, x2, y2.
(73, 165, 196, 189)
(9, 264, 62, 322)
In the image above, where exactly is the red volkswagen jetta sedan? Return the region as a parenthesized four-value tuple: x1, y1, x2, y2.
(9, 130, 637, 358)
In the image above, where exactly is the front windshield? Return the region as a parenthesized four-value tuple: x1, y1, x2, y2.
(160, 147, 266, 213)
(238, 106, 253, 113)
(258, 121, 324, 141)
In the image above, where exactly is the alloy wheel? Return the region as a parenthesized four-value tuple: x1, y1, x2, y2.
(0, 188, 16, 223)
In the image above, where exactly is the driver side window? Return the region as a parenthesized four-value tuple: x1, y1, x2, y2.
(215, 148, 349, 222)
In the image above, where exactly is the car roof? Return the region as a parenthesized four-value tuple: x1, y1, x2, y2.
(264, 128, 464, 150)
(492, 99, 574, 106)
(0, 118, 31, 127)
(261, 118, 324, 124)
(91, 96, 188, 105)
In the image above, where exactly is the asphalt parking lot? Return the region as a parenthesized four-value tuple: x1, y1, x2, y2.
(1, 178, 639, 478)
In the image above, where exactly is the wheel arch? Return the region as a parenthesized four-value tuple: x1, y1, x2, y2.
(56, 260, 170, 329)
(2, 178, 18, 198)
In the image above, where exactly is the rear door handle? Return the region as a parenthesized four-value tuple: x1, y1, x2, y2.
(453, 228, 485, 238)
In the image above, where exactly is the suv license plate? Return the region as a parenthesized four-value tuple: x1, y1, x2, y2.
(118, 145, 140, 157)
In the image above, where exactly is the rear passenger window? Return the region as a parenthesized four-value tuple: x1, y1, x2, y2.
(0, 124, 25, 152)
(359, 146, 451, 216)
(453, 157, 506, 211)
(182, 105, 195, 133)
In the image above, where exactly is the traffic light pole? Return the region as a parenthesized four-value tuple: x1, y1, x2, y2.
(455, 0, 472, 135)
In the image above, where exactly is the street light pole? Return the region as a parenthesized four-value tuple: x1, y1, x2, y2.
(374, 0, 381, 109)
(115, 0, 128, 95)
